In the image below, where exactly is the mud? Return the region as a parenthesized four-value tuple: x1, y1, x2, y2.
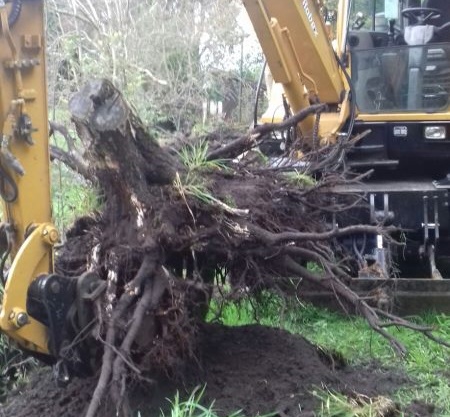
(0, 324, 426, 417)
(194, 324, 409, 416)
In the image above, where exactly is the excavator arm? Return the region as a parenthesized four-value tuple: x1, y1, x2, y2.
(0, 2, 103, 374)
(243, 0, 352, 143)
(0, 0, 55, 356)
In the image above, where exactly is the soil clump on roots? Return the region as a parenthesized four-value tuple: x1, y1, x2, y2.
(0, 323, 412, 417)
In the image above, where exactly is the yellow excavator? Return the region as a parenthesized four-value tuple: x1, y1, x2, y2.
(244, 0, 450, 312)
(0, 0, 56, 356)
(0, 0, 104, 380)
(0, 0, 450, 376)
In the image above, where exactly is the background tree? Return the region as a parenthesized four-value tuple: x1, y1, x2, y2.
(46, 0, 260, 129)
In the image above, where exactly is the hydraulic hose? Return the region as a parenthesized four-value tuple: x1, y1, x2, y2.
(253, 60, 267, 128)
(0, 164, 18, 203)
(333, 50, 357, 140)
(0, 241, 11, 286)
(7, 0, 22, 28)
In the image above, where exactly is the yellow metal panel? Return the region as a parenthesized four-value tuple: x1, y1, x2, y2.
(270, 18, 315, 135)
(243, 0, 349, 138)
(0, 0, 52, 255)
(0, 1, 54, 356)
(261, 0, 344, 104)
(336, 0, 349, 58)
(358, 112, 450, 122)
(243, 0, 291, 83)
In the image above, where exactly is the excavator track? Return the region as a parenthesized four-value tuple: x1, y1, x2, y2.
(300, 278, 450, 315)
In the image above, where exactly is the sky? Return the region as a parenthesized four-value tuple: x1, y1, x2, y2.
(237, 5, 262, 61)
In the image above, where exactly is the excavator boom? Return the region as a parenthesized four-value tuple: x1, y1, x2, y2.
(243, 0, 350, 141)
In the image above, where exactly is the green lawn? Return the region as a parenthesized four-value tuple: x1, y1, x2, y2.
(203, 296, 450, 417)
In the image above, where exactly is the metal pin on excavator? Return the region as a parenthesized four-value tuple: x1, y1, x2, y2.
(0, 0, 450, 380)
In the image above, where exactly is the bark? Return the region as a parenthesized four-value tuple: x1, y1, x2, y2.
(69, 79, 181, 215)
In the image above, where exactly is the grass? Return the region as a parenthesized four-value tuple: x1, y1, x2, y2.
(284, 170, 317, 188)
(177, 139, 227, 173)
(174, 141, 245, 215)
(159, 387, 246, 417)
(315, 390, 397, 417)
(0, 334, 37, 402)
(208, 294, 450, 416)
(174, 139, 240, 212)
(157, 386, 277, 417)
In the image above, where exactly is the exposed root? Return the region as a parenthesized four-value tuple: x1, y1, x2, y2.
(110, 267, 168, 410)
(85, 251, 160, 417)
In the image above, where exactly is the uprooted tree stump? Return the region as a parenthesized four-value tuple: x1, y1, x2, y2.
(51, 79, 449, 417)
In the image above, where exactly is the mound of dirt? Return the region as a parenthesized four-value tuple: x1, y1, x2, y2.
(194, 324, 409, 416)
(0, 324, 416, 417)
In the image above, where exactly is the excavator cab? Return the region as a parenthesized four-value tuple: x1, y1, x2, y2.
(350, 0, 450, 113)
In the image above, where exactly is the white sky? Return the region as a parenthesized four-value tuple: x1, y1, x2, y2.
(237, 6, 262, 59)
(238, 7, 257, 37)
(202, 6, 262, 72)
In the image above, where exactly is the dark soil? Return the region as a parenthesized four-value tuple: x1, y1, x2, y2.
(403, 400, 435, 417)
(194, 324, 409, 417)
(0, 324, 423, 417)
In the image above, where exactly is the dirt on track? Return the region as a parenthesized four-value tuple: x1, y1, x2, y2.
(0, 323, 424, 417)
